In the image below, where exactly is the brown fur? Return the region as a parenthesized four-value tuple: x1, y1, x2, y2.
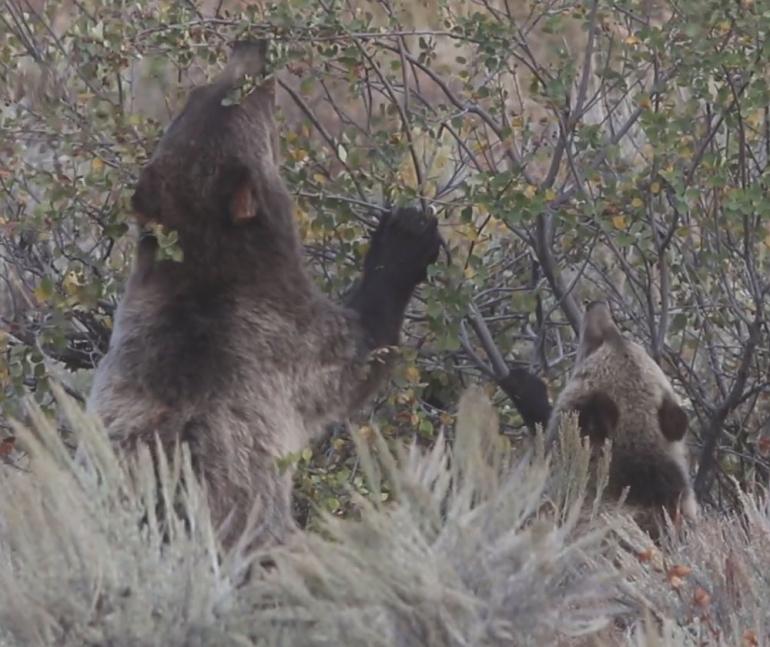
(88, 41, 441, 548)
(547, 301, 698, 525)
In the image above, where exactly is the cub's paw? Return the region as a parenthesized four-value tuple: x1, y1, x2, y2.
(365, 206, 442, 288)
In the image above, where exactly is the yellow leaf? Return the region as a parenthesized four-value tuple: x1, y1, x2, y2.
(404, 366, 421, 383)
(464, 266, 477, 279)
(473, 142, 489, 155)
(763, 234, 770, 249)
(398, 156, 418, 190)
(639, 96, 652, 110)
(624, 34, 640, 45)
(62, 271, 81, 296)
(544, 188, 556, 201)
(291, 148, 309, 162)
(747, 110, 763, 129)
(396, 389, 414, 405)
(33, 284, 51, 304)
(312, 173, 326, 185)
(431, 150, 448, 173)
(631, 197, 644, 209)
(650, 182, 661, 194)
(356, 240, 370, 258)
(612, 215, 627, 229)
(523, 185, 537, 199)
(91, 158, 104, 174)
(358, 425, 374, 442)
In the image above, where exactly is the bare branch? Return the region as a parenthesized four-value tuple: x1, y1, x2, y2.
(694, 314, 763, 498)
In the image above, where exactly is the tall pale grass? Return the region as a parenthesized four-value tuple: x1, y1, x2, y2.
(0, 385, 767, 646)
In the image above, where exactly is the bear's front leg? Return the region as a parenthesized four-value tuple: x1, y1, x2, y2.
(347, 206, 442, 351)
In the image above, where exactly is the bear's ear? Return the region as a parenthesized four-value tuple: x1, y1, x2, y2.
(220, 162, 260, 224)
(229, 179, 258, 223)
(575, 391, 620, 444)
(659, 395, 688, 441)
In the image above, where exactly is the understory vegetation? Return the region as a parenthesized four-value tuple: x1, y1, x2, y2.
(2, 0, 770, 643)
(1, 386, 768, 646)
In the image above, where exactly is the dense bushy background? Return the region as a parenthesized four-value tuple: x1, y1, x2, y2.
(3, 0, 770, 513)
(2, 0, 770, 642)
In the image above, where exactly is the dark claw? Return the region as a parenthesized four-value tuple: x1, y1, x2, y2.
(363, 205, 442, 290)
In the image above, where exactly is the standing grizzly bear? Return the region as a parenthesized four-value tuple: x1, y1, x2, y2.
(88, 41, 442, 547)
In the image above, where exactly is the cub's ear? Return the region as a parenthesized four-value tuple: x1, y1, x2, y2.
(575, 391, 620, 445)
(658, 395, 688, 441)
(577, 301, 622, 361)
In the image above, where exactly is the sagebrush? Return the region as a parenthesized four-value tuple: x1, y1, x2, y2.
(1, 385, 769, 646)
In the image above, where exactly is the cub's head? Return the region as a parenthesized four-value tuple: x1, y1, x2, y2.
(551, 301, 698, 524)
(575, 300, 623, 363)
(130, 40, 288, 234)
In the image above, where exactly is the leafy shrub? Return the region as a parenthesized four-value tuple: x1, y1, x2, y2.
(3, 0, 770, 508)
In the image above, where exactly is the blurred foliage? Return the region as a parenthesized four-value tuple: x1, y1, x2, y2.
(2, 0, 770, 518)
